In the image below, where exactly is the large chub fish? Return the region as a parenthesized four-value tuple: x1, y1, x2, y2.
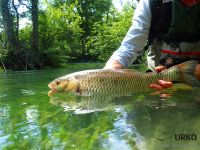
(48, 61, 200, 96)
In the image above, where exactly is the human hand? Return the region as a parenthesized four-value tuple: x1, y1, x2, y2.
(104, 60, 123, 69)
(149, 65, 173, 90)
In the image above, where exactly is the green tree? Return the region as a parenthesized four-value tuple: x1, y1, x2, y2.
(31, 0, 39, 51)
(87, 5, 134, 62)
(37, 0, 82, 66)
(76, 0, 112, 57)
(0, 0, 19, 51)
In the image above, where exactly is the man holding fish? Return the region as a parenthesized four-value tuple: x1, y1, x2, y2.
(104, 0, 200, 89)
(48, 0, 200, 96)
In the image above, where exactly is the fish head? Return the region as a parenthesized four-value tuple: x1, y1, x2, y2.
(48, 76, 79, 96)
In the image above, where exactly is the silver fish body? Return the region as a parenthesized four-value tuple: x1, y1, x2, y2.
(48, 61, 199, 96)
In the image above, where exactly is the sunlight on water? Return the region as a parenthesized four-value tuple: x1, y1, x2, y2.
(0, 64, 200, 150)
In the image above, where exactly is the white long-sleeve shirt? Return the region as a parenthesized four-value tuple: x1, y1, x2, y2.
(109, 0, 151, 67)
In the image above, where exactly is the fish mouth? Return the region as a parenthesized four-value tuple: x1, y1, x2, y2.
(48, 89, 57, 97)
(48, 82, 57, 97)
(48, 82, 53, 89)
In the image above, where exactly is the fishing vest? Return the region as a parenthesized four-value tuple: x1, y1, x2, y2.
(147, 0, 200, 69)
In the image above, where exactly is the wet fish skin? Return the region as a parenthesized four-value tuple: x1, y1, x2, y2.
(48, 61, 199, 96)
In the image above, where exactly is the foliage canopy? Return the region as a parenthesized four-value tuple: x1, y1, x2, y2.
(0, 0, 135, 70)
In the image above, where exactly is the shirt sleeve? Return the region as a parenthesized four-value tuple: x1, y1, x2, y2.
(108, 0, 151, 67)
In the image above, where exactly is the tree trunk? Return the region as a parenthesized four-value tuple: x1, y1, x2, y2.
(79, 0, 90, 57)
(12, 0, 19, 42)
(31, 0, 38, 51)
(0, 0, 18, 51)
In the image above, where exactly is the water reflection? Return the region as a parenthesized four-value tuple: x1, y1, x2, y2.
(49, 94, 142, 114)
(125, 88, 200, 150)
(0, 67, 200, 149)
(49, 86, 200, 150)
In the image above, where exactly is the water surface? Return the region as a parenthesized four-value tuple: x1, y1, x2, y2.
(0, 63, 200, 150)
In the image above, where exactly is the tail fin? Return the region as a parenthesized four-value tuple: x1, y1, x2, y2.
(178, 60, 200, 86)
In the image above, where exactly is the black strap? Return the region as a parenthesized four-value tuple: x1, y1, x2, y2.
(148, 0, 172, 44)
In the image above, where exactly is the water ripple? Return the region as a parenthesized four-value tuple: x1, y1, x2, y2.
(0, 94, 8, 98)
(21, 89, 36, 96)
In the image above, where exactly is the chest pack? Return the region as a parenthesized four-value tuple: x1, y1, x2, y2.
(148, 0, 200, 44)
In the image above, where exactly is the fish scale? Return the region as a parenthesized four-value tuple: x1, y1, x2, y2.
(48, 61, 199, 96)
(73, 67, 179, 95)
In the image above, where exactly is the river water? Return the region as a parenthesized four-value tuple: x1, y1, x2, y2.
(0, 63, 200, 150)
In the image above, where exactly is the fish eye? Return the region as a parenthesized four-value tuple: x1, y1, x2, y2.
(56, 80, 60, 85)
